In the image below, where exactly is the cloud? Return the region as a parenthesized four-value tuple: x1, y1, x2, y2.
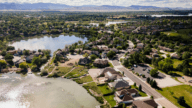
(0, 0, 191, 8)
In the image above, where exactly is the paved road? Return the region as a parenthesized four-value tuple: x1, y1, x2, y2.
(118, 67, 163, 99)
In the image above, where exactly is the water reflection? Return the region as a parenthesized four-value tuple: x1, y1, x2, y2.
(0, 73, 99, 108)
(9, 35, 87, 55)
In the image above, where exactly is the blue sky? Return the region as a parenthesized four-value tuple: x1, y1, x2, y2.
(0, 0, 191, 8)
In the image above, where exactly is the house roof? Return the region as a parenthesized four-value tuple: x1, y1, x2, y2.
(133, 99, 158, 108)
(94, 59, 108, 65)
(78, 57, 91, 65)
(122, 94, 134, 101)
(126, 89, 138, 94)
(100, 67, 119, 75)
(111, 80, 129, 89)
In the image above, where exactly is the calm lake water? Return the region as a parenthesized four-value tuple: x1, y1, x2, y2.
(9, 35, 87, 55)
(0, 73, 100, 108)
(151, 13, 192, 17)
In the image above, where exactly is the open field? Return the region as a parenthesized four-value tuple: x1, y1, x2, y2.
(103, 95, 116, 107)
(98, 84, 112, 94)
(56, 67, 72, 76)
(157, 85, 192, 108)
(73, 75, 93, 84)
(163, 31, 180, 37)
(65, 66, 88, 78)
(83, 82, 102, 95)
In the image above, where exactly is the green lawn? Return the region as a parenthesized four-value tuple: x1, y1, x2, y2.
(48, 66, 55, 73)
(83, 82, 102, 95)
(157, 85, 192, 108)
(56, 67, 72, 76)
(163, 32, 180, 37)
(103, 95, 116, 107)
(73, 75, 93, 84)
(131, 85, 148, 97)
(109, 62, 114, 68)
(98, 84, 112, 94)
(172, 59, 183, 69)
(65, 67, 88, 78)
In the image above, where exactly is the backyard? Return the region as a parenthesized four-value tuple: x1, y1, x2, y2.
(98, 84, 113, 94)
(103, 95, 116, 107)
(65, 66, 88, 78)
(56, 67, 72, 76)
(157, 85, 192, 108)
(73, 75, 93, 84)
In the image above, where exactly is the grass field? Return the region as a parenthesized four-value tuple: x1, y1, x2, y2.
(157, 85, 192, 108)
(65, 67, 88, 78)
(48, 66, 55, 73)
(56, 67, 72, 76)
(98, 84, 112, 94)
(163, 32, 180, 37)
(173, 59, 183, 69)
(83, 82, 102, 95)
(103, 95, 116, 107)
(73, 75, 93, 84)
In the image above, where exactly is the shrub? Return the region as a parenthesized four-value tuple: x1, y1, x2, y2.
(142, 74, 145, 78)
(150, 96, 154, 99)
(40, 70, 48, 76)
(139, 85, 142, 91)
(177, 96, 186, 106)
(147, 77, 150, 83)
(19, 62, 28, 69)
(134, 82, 136, 87)
(95, 96, 104, 104)
(31, 65, 39, 72)
(0, 60, 7, 68)
(150, 68, 159, 77)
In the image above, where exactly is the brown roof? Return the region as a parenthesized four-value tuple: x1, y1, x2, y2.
(122, 94, 134, 101)
(133, 99, 158, 108)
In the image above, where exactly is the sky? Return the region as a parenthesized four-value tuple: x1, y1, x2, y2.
(0, 0, 192, 8)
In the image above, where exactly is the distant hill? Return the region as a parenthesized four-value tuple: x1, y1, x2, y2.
(0, 3, 189, 11)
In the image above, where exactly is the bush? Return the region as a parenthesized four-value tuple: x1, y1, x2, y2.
(40, 70, 48, 76)
(90, 54, 97, 61)
(177, 96, 186, 106)
(19, 62, 27, 69)
(150, 96, 154, 99)
(150, 68, 159, 77)
(48, 72, 59, 78)
(0, 60, 7, 68)
(31, 65, 39, 72)
(134, 82, 136, 86)
(147, 77, 150, 83)
(139, 85, 142, 91)
(142, 74, 145, 78)
(1, 50, 6, 56)
(95, 96, 104, 104)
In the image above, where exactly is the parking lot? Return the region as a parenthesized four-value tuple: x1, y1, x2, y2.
(132, 64, 166, 81)
(132, 64, 181, 88)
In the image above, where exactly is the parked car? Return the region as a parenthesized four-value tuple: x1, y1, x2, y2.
(143, 68, 147, 71)
(131, 68, 134, 70)
(134, 64, 137, 67)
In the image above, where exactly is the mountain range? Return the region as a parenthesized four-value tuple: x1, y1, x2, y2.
(0, 3, 190, 11)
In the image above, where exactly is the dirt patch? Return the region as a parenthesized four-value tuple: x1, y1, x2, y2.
(60, 58, 79, 67)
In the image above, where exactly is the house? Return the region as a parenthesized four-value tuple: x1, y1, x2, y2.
(75, 48, 83, 53)
(56, 51, 64, 57)
(146, 55, 152, 60)
(99, 67, 122, 82)
(171, 53, 180, 59)
(17, 49, 23, 55)
(34, 52, 44, 57)
(137, 43, 144, 50)
(152, 49, 158, 53)
(150, 53, 159, 58)
(82, 50, 92, 55)
(115, 94, 134, 104)
(25, 55, 34, 63)
(101, 51, 108, 59)
(15, 59, 24, 67)
(129, 48, 140, 55)
(7, 50, 17, 55)
(91, 51, 99, 56)
(111, 48, 119, 53)
(109, 79, 130, 89)
(116, 89, 138, 98)
(93, 59, 108, 68)
(132, 99, 158, 108)
(78, 57, 91, 65)
(126, 89, 139, 97)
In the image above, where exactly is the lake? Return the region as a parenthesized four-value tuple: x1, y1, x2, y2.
(151, 13, 192, 17)
(9, 35, 87, 55)
(0, 73, 100, 108)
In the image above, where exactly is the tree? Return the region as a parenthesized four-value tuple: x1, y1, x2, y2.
(177, 96, 186, 106)
(32, 57, 41, 67)
(134, 82, 136, 86)
(151, 80, 157, 88)
(182, 52, 190, 60)
(107, 50, 116, 59)
(23, 50, 30, 55)
(83, 53, 89, 58)
(40, 69, 48, 76)
(90, 54, 97, 61)
(116, 46, 122, 51)
(183, 68, 189, 76)
(19, 62, 27, 69)
(139, 85, 142, 91)
(150, 68, 159, 77)
(4, 53, 13, 60)
(1, 50, 6, 56)
(0, 60, 7, 68)
(147, 77, 150, 83)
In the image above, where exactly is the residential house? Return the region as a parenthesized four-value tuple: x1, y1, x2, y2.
(116, 89, 138, 98)
(150, 53, 159, 58)
(111, 48, 119, 53)
(171, 53, 180, 59)
(109, 79, 130, 89)
(146, 55, 152, 60)
(99, 67, 122, 82)
(25, 55, 34, 63)
(137, 43, 144, 50)
(78, 57, 91, 65)
(115, 94, 134, 104)
(132, 99, 158, 108)
(93, 59, 108, 68)
(75, 48, 83, 53)
(7, 50, 17, 55)
(101, 51, 108, 59)
(82, 50, 92, 55)
(91, 51, 100, 56)
(34, 52, 44, 57)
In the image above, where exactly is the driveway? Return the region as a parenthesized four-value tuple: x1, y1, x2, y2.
(88, 69, 100, 82)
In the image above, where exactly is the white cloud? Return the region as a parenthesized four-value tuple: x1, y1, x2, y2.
(0, 0, 191, 8)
